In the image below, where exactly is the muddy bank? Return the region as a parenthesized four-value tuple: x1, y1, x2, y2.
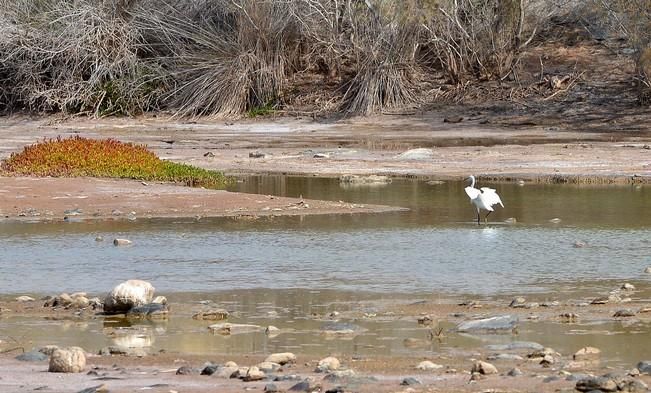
(1, 114, 650, 183)
(0, 176, 404, 222)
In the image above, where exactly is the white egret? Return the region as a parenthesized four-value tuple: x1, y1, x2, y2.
(464, 175, 504, 224)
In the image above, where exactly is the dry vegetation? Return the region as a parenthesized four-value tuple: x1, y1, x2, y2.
(0, 0, 648, 118)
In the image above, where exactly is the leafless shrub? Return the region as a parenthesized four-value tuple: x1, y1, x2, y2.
(139, 0, 302, 118)
(423, 0, 533, 83)
(0, 0, 162, 116)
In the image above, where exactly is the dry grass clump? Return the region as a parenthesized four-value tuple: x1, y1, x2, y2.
(0, 0, 162, 115)
(1, 136, 231, 188)
(139, 0, 301, 118)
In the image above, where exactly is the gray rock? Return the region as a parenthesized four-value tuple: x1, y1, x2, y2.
(257, 361, 281, 373)
(456, 315, 518, 332)
(472, 361, 498, 375)
(176, 366, 194, 375)
(574, 347, 601, 361)
(126, 303, 169, 319)
(289, 379, 316, 392)
(48, 347, 86, 373)
(486, 341, 544, 351)
(565, 373, 593, 382)
(509, 297, 526, 308)
(201, 364, 219, 375)
(575, 376, 618, 392)
(507, 368, 523, 377)
(322, 369, 359, 383)
(213, 366, 239, 378)
(637, 360, 651, 375)
(543, 375, 560, 383)
(16, 350, 48, 362)
(400, 377, 422, 385)
(242, 366, 266, 382)
(264, 383, 280, 393)
(103, 280, 155, 314)
(613, 309, 636, 317)
(249, 151, 267, 159)
(113, 238, 132, 246)
(316, 356, 340, 373)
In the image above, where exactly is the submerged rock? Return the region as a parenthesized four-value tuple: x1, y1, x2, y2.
(126, 303, 169, 320)
(339, 175, 391, 185)
(192, 309, 229, 320)
(103, 280, 155, 314)
(48, 347, 86, 373)
(456, 315, 518, 333)
(208, 323, 262, 335)
(321, 322, 366, 336)
(486, 341, 544, 351)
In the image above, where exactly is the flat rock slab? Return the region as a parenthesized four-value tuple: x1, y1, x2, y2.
(0, 177, 406, 221)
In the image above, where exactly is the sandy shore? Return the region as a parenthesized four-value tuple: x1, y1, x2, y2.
(1, 114, 650, 183)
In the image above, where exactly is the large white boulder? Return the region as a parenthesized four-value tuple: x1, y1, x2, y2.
(103, 280, 155, 314)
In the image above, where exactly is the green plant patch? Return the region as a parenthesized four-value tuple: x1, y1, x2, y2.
(1, 136, 231, 188)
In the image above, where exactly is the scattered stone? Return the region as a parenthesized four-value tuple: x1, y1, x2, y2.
(543, 375, 560, 383)
(76, 384, 109, 393)
(265, 352, 296, 365)
(507, 368, 523, 377)
(176, 366, 194, 375)
(575, 376, 617, 392)
(103, 279, 155, 314)
(257, 362, 281, 373)
(417, 315, 433, 325)
(509, 297, 526, 308)
(621, 283, 635, 291)
(316, 356, 340, 373)
(443, 116, 463, 123)
(152, 296, 167, 304)
(313, 153, 330, 159)
(48, 347, 86, 373)
(400, 377, 422, 385)
(16, 295, 35, 302)
(645, 267, 651, 274)
(456, 315, 518, 332)
(560, 312, 579, 322)
(224, 361, 238, 368)
(214, 366, 239, 378)
(193, 309, 229, 320)
(249, 151, 267, 159)
(574, 347, 601, 361)
(613, 309, 636, 317)
(416, 360, 444, 371)
(637, 360, 651, 375)
(549, 218, 562, 223)
(201, 364, 219, 375)
(265, 326, 280, 336)
(126, 303, 169, 319)
(113, 238, 132, 246)
(395, 148, 434, 160)
(472, 361, 498, 375)
(264, 383, 280, 393)
(203, 151, 215, 157)
(289, 378, 317, 391)
(208, 323, 263, 335)
(16, 350, 48, 362)
(591, 297, 609, 305)
(325, 388, 345, 393)
(573, 240, 587, 248)
(95, 236, 104, 242)
(540, 354, 555, 367)
(243, 366, 266, 382)
(322, 369, 358, 383)
(541, 301, 560, 307)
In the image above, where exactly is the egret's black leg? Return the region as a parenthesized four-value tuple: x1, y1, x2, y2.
(485, 211, 492, 223)
(476, 209, 481, 225)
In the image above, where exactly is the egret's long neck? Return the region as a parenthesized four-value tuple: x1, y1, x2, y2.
(469, 176, 475, 188)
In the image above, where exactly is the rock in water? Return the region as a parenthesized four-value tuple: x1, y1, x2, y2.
(48, 347, 86, 373)
(472, 361, 498, 375)
(456, 315, 518, 332)
(103, 280, 155, 314)
(126, 303, 169, 320)
(573, 347, 601, 361)
(637, 360, 651, 375)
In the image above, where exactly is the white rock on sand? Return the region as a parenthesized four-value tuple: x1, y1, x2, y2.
(103, 279, 155, 314)
(48, 347, 86, 373)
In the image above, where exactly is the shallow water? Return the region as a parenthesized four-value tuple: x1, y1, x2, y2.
(1, 177, 651, 367)
(0, 177, 650, 295)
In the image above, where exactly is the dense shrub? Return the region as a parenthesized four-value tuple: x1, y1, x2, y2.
(1, 136, 231, 188)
